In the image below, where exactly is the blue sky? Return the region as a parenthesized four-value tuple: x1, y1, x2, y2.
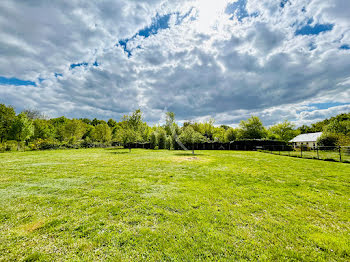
(0, 0, 349, 126)
(0, 76, 36, 86)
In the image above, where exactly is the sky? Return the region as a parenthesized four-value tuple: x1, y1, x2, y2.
(0, 0, 349, 127)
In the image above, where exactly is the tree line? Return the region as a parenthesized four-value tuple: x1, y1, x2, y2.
(0, 103, 349, 151)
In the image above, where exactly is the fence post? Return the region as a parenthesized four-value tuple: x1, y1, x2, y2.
(317, 147, 319, 160)
(300, 145, 303, 158)
(339, 146, 342, 162)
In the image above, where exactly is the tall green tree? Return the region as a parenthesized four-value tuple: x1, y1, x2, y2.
(150, 131, 158, 149)
(324, 119, 350, 136)
(179, 126, 204, 155)
(33, 119, 54, 140)
(269, 120, 298, 142)
(11, 112, 34, 150)
(121, 109, 144, 152)
(165, 111, 180, 149)
(50, 116, 68, 142)
(107, 119, 117, 128)
(157, 128, 167, 149)
(224, 128, 237, 142)
(213, 127, 225, 142)
(0, 104, 16, 142)
(239, 116, 266, 139)
(92, 123, 112, 143)
(63, 119, 86, 143)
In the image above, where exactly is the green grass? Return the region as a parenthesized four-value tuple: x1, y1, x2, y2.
(0, 148, 349, 261)
(263, 149, 350, 163)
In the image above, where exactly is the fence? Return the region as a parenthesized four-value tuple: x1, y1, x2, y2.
(258, 145, 350, 163)
(127, 140, 290, 151)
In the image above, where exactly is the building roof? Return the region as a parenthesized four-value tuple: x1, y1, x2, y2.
(289, 132, 323, 143)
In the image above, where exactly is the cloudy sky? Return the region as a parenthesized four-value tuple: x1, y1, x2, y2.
(0, 0, 349, 126)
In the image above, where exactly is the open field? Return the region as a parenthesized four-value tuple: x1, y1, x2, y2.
(0, 149, 349, 261)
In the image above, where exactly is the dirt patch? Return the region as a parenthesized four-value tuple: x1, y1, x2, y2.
(172, 156, 201, 162)
(16, 220, 45, 235)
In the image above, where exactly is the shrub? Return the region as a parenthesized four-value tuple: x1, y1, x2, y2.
(4, 140, 18, 151)
(31, 139, 60, 150)
(317, 133, 339, 148)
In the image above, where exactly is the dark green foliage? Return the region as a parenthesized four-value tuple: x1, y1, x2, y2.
(269, 120, 299, 142)
(298, 113, 350, 134)
(224, 128, 238, 142)
(150, 132, 158, 149)
(91, 123, 111, 143)
(0, 103, 349, 152)
(317, 132, 339, 147)
(33, 119, 54, 140)
(157, 129, 167, 149)
(0, 104, 16, 142)
(10, 113, 34, 143)
(31, 139, 61, 150)
(239, 116, 267, 139)
(107, 118, 117, 128)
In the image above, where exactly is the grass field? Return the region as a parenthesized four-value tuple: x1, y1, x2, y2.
(0, 148, 349, 261)
(260, 148, 350, 163)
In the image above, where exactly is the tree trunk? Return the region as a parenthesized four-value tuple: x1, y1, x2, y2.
(192, 144, 194, 155)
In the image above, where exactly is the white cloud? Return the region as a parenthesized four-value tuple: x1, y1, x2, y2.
(0, 0, 349, 126)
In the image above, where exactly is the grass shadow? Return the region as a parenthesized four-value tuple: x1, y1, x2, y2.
(173, 152, 207, 156)
(104, 147, 125, 151)
(109, 151, 129, 155)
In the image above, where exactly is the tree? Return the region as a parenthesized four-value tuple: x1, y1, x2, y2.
(121, 109, 144, 152)
(198, 119, 215, 141)
(150, 131, 158, 149)
(324, 119, 350, 136)
(91, 118, 106, 126)
(179, 126, 204, 154)
(213, 127, 225, 142)
(298, 125, 312, 134)
(164, 112, 175, 136)
(10, 113, 34, 150)
(63, 119, 86, 143)
(157, 128, 167, 149)
(317, 132, 339, 147)
(269, 120, 298, 142)
(165, 111, 180, 149)
(22, 109, 46, 120)
(107, 119, 117, 128)
(33, 119, 54, 140)
(0, 104, 16, 142)
(239, 116, 266, 139)
(50, 116, 68, 142)
(224, 128, 237, 142)
(80, 118, 92, 125)
(220, 125, 230, 130)
(91, 123, 112, 143)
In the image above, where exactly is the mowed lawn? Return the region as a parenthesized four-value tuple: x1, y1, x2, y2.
(0, 149, 349, 261)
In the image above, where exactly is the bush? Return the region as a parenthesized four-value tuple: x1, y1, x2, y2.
(317, 133, 339, 148)
(4, 140, 18, 151)
(295, 144, 309, 151)
(31, 139, 60, 150)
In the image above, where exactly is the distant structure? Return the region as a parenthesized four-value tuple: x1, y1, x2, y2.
(289, 132, 323, 148)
